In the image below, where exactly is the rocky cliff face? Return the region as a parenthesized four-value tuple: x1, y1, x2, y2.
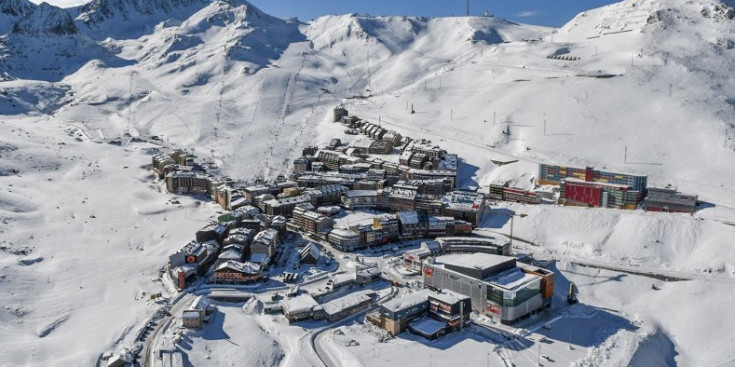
(12, 2, 79, 37)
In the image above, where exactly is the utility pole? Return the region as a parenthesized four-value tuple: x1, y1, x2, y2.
(508, 213, 527, 247)
(466, 0, 470, 16)
(460, 300, 464, 331)
(366, 40, 372, 92)
(128, 70, 136, 135)
(538, 343, 542, 366)
(493, 111, 496, 125)
(624, 145, 628, 164)
(724, 128, 728, 148)
(215, 81, 223, 138)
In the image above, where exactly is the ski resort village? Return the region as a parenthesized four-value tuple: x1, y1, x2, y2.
(2, 0, 735, 366)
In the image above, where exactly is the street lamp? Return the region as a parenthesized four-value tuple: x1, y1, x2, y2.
(497, 212, 527, 247)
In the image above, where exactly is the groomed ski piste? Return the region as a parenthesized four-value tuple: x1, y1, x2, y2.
(2, 0, 735, 365)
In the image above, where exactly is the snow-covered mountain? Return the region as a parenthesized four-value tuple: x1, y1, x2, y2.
(0, 1, 127, 81)
(73, 0, 209, 39)
(0, 0, 34, 33)
(12, 2, 78, 36)
(2, 0, 735, 366)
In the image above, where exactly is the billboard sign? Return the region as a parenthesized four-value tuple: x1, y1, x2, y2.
(487, 302, 501, 315)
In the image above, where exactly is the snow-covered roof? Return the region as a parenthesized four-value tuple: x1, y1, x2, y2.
(202, 239, 221, 252)
(409, 317, 447, 336)
(329, 228, 358, 239)
(438, 154, 458, 171)
(218, 248, 242, 260)
(231, 197, 249, 208)
(234, 205, 260, 217)
(388, 187, 417, 199)
(172, 264, 197, 276)
(182, 310, 201, 320)
(168, 170, 210, 180)
(441, 191, 484, 211)
(322, 290, 374, 316)
(225, 233, 251, 244)
(435, 236, 506, 246)
(223, 243, 245, 252)
(356, 267, 381, 277)
(435, 253, 515, 272)
(215, 260, 260, 274)
(317, 205, 341, 214)
(271, 215, 287, 225)
(330, 272, 356, 285)
(421, 241, 440, 251)
(352, 138, 373, 149)
(344, 190, 378, 198)
(298, 209, 327, 221)
(397, 211, 419, 224)
(381, 289, 431, 313)
(562, 177, 633, 189)
(189, 296, 210, 311)
(429, 290, 469, 305)
(300, 243, 321, 260)
(254, 228, 278, 243)
(230, 227, 255, 236)
(428, 216, 454, 224)
(263, 194, 310, 208)
(281, 294, 318, 314)
(403, 247, 431, 259)
(485, 267, 539, 291)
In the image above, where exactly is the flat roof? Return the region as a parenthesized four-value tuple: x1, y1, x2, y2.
(436, 236, 507, 246)
(344, 190, 378, 198)
(429, 290, 469, 305)
(435, 253, 515, 272)
(409, 317, 447, 336)
(357, 267, 382, 276)
(403, 247, 432, 258)
(562, 177, 633, 190)
(397, 211, 419, 224)
(330, 228, 358, 238)
(485, 267, 539, 291)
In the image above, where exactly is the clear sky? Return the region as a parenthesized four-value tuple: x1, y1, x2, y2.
(33, 0, 622, 27)
(245, 0, 621, 27)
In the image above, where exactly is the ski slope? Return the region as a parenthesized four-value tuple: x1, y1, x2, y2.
(2, 0, 735, 365)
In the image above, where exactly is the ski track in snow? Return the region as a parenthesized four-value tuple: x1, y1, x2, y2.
(2, 0, 735, 366)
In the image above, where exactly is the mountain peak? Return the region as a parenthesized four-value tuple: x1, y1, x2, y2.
(12, 2, 78, 37)
(1, 0, 34, 17)
(75, 0, 212, 38)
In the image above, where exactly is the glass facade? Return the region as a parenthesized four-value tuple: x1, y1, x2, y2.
(487, 278, 541, 307)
